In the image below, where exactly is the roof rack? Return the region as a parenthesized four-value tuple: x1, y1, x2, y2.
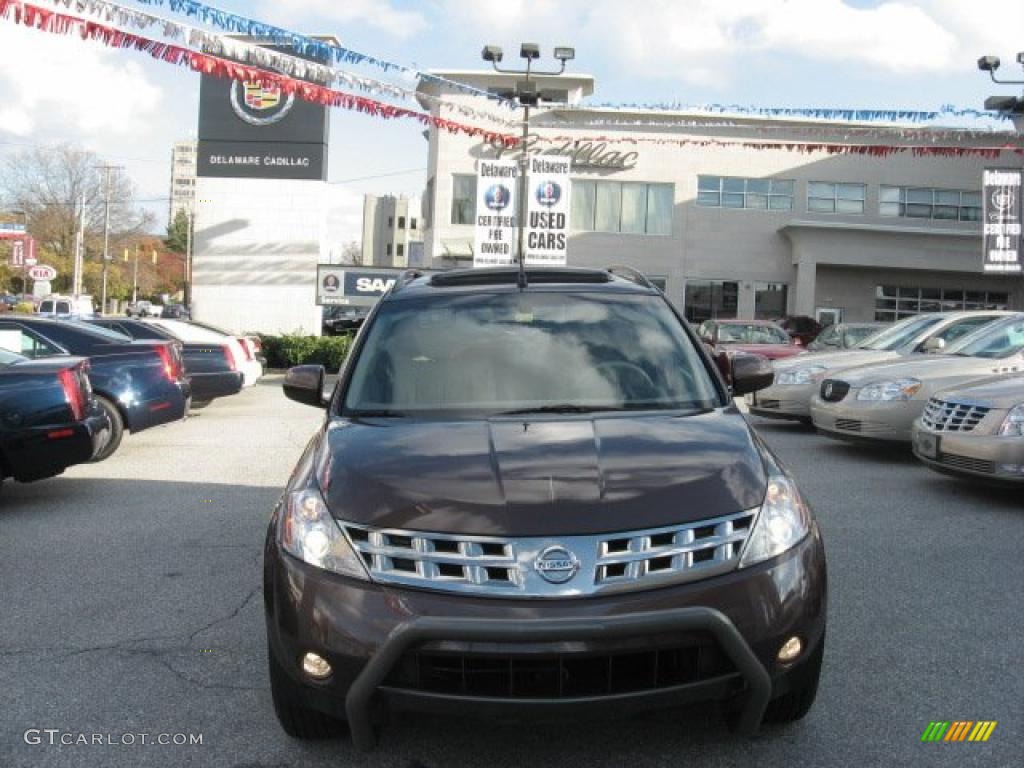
(391, 269, 425, 294)
(606, 265, 660, 291)
(429, 267, 611, 287)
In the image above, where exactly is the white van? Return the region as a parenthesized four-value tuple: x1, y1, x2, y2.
(37, 295, 95, 320)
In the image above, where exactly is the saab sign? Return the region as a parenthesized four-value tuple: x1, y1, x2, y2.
(316, 266, 434, 306)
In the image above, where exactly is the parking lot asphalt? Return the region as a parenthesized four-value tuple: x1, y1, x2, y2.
(1, 377, 1020, 768)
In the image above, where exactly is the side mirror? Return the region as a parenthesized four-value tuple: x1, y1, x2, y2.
(284, 365, 327, 408)
(922, 337, 945, 353)
(731, 353, 774, 396)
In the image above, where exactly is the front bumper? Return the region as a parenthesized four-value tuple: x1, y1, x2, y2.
(747, 383, 816, 421)
(810, 395, 923, 443)
(264, 526, 826, 749)
(912, 423, 1024, 485)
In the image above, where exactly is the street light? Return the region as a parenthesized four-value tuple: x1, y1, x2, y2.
(482, 43, 575, 285)
(977, 52, 1024, 131)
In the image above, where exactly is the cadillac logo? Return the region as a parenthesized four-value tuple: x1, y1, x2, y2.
(534, 546, 580, 584)
(230, 80, 295, 126)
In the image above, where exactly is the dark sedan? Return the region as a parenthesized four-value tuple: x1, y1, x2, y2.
(322, 306, 369, 336)
(0, 317, 191, 460)
(89, 318, 243, 407)
(0, 348, 109, 492)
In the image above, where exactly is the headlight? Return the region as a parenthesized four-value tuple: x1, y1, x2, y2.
(998, 403, 1024, 437)
(739, 474, 811, 568)
(856, 378, 922, 401)
(279, 488, 369, 580)
(776, 365, 826, 385)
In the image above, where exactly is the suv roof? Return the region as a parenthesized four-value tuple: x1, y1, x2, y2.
(389, 267, 659, 300)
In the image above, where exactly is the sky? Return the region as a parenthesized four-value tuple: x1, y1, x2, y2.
(1, 0, 1022, 245)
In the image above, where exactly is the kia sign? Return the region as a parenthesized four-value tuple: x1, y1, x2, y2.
(525, 155, 571, 266)
(316, 266, 435, 307)
(474, 159, 518, 268)
(28, 264, 57, 281)
(982, 168, 1022, 274)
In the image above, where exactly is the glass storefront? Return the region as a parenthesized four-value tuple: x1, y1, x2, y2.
(684, 280, 738, 323)
(874, 285, 1009, 322)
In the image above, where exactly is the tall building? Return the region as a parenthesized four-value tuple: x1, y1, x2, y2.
(169, 139, 197, 225)
(417, 71, 1022, 324)
(361, 194, 424, 268)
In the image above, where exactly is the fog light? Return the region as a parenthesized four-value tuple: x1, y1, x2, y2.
(777, 636, 802, 663)
(301, 652, 332, 680)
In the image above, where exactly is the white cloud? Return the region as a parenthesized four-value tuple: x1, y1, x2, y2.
(0, 21, 162, 138)
(438, 0, 988, 84)
(255, 0, 428, 41)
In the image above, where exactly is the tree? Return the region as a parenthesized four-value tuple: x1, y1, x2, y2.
(0, 144, 154, 296)
(339, 240, 363, 265)
(166, 208, 190, 254)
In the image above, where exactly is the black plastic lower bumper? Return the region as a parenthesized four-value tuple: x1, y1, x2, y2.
(344, 608, 771, 751)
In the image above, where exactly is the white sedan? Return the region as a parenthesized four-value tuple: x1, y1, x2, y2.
(146, 319, 263, 387)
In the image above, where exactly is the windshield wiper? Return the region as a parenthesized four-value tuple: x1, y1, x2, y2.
(497, 404, 627, 415)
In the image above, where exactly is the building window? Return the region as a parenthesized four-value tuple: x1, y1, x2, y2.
(396, 244, 404, 257)
(807, 182, 865, 214)
(410, 218, 417, 230)
(648, 276, 668, 292)
(571, 181, 673, 235)
(398, 216, 406, 229)
(879, 186, 982, 222)
(754, 283, 788, 319)
(387, 216, 393, 227)
(451, 174, 476, 225)
(696, 176, 794, 211)
(874, 285, 1009, 322)
(684, 280, 738, 323)
(386, 243, 392, 256)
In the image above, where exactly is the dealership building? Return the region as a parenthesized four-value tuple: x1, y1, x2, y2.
(417, 71, 1023, 324)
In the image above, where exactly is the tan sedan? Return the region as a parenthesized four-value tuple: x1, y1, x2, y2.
(810, 314, 1024, 443)
(912, 375, 1024, 484)
(749, 311, 1011, 422)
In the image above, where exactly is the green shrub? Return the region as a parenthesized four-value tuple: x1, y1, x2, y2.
(13, 302, 35, 314)
(258, 333, 352, 372)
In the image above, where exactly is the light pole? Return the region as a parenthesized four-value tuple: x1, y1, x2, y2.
(978, 54, 1024, 131)
(97, 164, 123, 315)
(481, 43, 575, 286)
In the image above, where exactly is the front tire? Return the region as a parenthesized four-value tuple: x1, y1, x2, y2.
(764, 633, 824, 724)
(268, 647, 347, 739)
(91, 396, 124, 462)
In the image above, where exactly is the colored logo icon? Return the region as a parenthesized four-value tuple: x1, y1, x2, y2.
(920, 721, 997, 743)
(535, 181, 562, 207)
(230, 80, 295, 126)
(484, 184, 511, 211)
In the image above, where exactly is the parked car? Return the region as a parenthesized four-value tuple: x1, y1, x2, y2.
(1, 294, 19, 309)
(778, 315, 822, 347)
(912, 374, 1024, 485)
(811, 313, 1024, 444)
(160, 303, 191, 320)
(185, 320, 265, 365)
(806, 322, 888, 352)
(265, 267, 825, 748)
(749, 311, 1013, 423)
(149, 319, 263, 386)
(125, 300, 163, 318)
(322, 305, 369, 335)
(699, 319, 804, 360)
(37, 295, 95, 320)
(0, 317, 191, 460)
(88, 318, 243, 407)
(0, 348, 110, 492)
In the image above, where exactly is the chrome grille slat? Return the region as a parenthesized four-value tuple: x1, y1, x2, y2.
(921, 398, 991, 433)
(342, 509, 758, 598)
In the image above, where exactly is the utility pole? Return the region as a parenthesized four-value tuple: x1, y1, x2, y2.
(184, 208, 194, 307)
(73, 193, 86, 296)
(132, 244, 140, 305)
(97, 164, 122, 315)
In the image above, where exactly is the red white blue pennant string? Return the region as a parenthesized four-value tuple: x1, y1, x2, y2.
(580, 102, 1010, 124)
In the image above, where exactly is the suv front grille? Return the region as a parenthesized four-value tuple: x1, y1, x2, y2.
(921, 398, 991, 433)
(819, 379, 850, 402)
(383, 635, 737, 699)
(341, 508, 757, 598)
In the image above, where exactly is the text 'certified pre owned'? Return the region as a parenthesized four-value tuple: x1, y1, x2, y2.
(534, 546, 580, 584)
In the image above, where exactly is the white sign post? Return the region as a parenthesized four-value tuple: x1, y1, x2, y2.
(525, 155, 572, 266)
(474, 159, 518, 268)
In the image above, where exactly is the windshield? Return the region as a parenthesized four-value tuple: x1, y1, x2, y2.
(344, 292, 720, 416)
(945, 316, 1024, 359)
(858, 314, 943, 350)
(717, 323, 789, 344)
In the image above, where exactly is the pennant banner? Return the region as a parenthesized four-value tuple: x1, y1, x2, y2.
(0, 0, 518, 146)
(580, 102, 1010, 124)
(131, 0, 515, 106)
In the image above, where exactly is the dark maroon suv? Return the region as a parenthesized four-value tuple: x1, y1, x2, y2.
(265, 267, 827, 749)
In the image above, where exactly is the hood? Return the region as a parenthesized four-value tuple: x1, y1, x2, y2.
(831, 353, 1017, 388)
(774, 348, 899, 371)
(319, 411, 767, 537)
(931, 374, 1024, 409)
(722, 342, 801, 359)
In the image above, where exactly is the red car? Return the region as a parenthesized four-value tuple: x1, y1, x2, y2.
(698, 319, 804, 360)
